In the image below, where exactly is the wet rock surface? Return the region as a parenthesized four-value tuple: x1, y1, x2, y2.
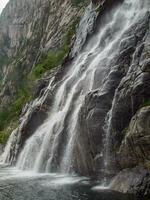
(0, 0, 150, 197)
(70, 6, 150, 178)
(111, 167, 150, 198)
(109, 11, 150, 152)
(117, 106, 150, 169)
(0, 0, 86, 111)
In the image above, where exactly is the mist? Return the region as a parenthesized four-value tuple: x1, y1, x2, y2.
(0, 0, 9, 14)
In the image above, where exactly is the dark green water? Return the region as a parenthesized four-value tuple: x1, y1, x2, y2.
(0, 165, 148, 200)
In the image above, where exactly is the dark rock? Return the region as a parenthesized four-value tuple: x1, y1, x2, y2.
(117, 106, 150, 169)
(108, 12, 150, 161)
(33, 78, 50, 98)
(0, 0, 85, 113)
(141, 58, 150, 72)
(71, 3, 97, 57)
(111, 167, 150, 197)
(11, 104, 48, 163)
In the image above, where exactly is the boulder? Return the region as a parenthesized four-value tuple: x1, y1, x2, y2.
(111, 167, 150, 197)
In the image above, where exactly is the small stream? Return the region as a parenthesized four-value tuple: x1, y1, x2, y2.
(0, 165, 148, 200)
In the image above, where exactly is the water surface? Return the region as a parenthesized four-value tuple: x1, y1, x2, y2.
(0, 165, 148, 200)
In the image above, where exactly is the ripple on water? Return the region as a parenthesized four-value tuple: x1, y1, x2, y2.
(0, 165, 148, 200)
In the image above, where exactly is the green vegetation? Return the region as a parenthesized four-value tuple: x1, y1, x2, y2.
(0, 19, 80, 144)
(0, 87, 31, 132)
(71, 0, 89, 7)
(0, 120, 17, 144)
(29, 48, 68, 80)
(122, 127, 129, 136)
(143, 162, 150, 171)
(141, 99, 150, 107)
(95, 5, 102, 13)
(0, 56, 8, 67)
(0, 81, 31, 144)
(0, 130, 12, 144)
(29, 19, 79, 80)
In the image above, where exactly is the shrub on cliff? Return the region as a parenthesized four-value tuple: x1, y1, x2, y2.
(71, 0, 89, 7)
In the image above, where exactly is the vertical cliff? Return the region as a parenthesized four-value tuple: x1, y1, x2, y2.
(0, 0, 90, 145)
(0, 0, 150, 197)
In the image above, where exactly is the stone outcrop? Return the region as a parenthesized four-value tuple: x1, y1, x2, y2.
(111, 167, 150, 197)
(70, 7, 150, 178)
(117, 106, 150, 169)
(109, 11, 150, 152)
(0, 0, 99, 164)
(110, 106, 150, 197)
(0, 0, 87, 110)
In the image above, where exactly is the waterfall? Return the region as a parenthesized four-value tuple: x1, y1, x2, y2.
(103, 0, 149, 171)
(103, 96, 116, 173)
(1, 0, 148, 175)
(0, 129, 18, 164)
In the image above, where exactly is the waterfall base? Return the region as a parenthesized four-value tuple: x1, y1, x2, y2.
(0, 165, 149, 200)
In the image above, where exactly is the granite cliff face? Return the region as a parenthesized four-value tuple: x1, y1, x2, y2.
(0, 0, 88, 110)
(0, 0, 150, 197)
(0, 0, 90, 145)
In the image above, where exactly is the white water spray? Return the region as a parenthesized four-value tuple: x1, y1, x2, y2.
(0, 0, 148, 175)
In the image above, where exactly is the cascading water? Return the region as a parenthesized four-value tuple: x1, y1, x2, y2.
(1, 0, 149, 176)
(103, 0, 149, 173)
